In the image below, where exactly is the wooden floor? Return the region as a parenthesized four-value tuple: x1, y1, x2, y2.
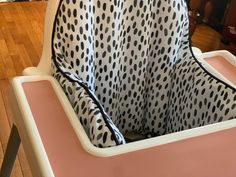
(0, 2, 235, 177)
(192, 24, 236, 55)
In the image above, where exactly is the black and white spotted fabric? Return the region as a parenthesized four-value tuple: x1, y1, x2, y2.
(52, 62, 125, 147)
(51, 0, 236, 147)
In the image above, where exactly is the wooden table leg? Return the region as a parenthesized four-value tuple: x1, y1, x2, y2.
(0, 124, 21, 177)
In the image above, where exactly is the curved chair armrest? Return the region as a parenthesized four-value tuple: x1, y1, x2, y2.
(191, 48, 235, 86)
(202, 50, 236, 67)
(11, 76, 57, 177)
(192, 47, 203, 59)
(195, 50, 236, 88)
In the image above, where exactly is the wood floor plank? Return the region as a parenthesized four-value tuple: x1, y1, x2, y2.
(0, 22, 18, 57)
(0, 79, 14, 125)
(21, 169, 33, 177)
(0, 34, 17, 79)
(0, 56, 5, 79)
(0, 26, 3, 40)
(6, 21, 24, 45)
(11, 54, 25, 77)
(0, 37, 9, 59)
(0, 55, 16, 79)
(15, 2, 44, 66)
(11, 158, 24, 177)
(0, 158, 2, 170)
(0, 87, 11, 145)
(13, 4, 41, 65)
(0, 3, 12, 22)
(18, 145, 32, 177)
(0, 9, 6, 30)
(15, 44, 34, 75)
(17, 36, 39, 67)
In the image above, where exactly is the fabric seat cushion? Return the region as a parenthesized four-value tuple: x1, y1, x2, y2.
(52, 57, 126, 147)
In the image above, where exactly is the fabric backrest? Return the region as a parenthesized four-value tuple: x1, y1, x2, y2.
(52, 0, 190, 135)
(52, 0, 236, 142)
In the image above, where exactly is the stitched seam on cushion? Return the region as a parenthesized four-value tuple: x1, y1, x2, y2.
(50, 0, 121, 146)
(51, 57, 121, 146)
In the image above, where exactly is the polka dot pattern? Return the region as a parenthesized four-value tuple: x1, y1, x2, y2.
(167, 55, 236, 133)
(51, 0, 236, 147)
(52, 60, 126, 147)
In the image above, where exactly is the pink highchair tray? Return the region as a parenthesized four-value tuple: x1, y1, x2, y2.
(22, 79, 236, 177)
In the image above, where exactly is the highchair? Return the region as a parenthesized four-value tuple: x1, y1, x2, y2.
(1, 0, 236, 176)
